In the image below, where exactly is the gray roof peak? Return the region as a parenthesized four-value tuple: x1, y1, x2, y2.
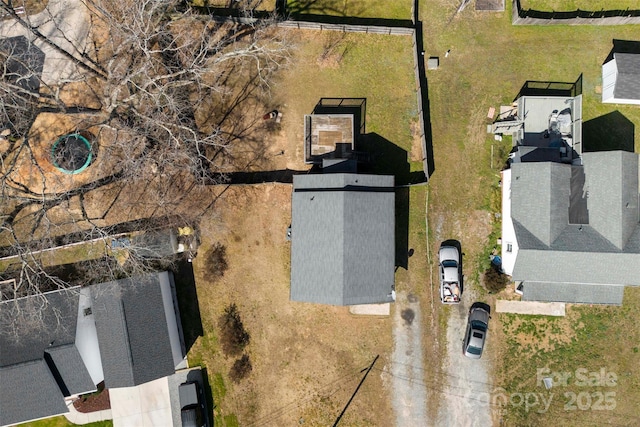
(583, 151, 639, 250)
(291, 173, 395, 305)
(511, 162, 571, 246)
(613, 53, 640, 100)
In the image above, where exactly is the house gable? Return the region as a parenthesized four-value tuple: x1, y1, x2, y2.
(92, 272, 180, 388)
(290, 173, 395, 305)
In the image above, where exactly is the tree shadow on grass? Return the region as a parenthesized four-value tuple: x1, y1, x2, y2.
(582, 111, 635, 153)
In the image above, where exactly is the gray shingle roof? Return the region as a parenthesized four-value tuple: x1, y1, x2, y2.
(510, 150, 640, 304)
(0, 360, 68, 426)
(92, 272, 177, 388)
(613, 53, 640, 101)
(511, 162, 570, 246)
(45, 344, 96, 396)
(290, 173, 395, 305)
(512, 220, 548, 250)
(522, 281, 624, 305)
(549, 224, 619, 252)
(0, 288, 94, 426)
(583, 151, 639, 250)
(0, 272, 182, 425)
(0, 289, 79, 367)
(513, 250, 640, 286)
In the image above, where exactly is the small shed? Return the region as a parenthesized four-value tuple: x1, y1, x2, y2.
(602, 53, 640, 105)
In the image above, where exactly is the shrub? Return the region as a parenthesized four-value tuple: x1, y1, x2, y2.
(219, 303, 250, 356)
(484, 264, 509, 293)
(204, 243, 228, 281)
(229, 354, 252, 383)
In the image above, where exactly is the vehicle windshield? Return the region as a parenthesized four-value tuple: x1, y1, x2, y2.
(442, 260, 458, 268)
(471, 320, 487, 332)
(466, 345, 482, 355)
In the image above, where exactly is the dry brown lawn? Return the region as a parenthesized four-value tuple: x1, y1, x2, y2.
(190, 184, 395, 426)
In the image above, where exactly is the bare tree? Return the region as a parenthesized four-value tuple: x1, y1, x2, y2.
(0, 0, 291, 333)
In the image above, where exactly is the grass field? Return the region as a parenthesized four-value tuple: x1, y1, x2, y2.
(420, 1, 640, 425)
(495, 288, 640, 426)
(188, 2, 640, 426)
(520, 1, 639, 11)
(189, 0, 412, 19)
(285, 0, 412, 19)
(20, 417, 112, 427)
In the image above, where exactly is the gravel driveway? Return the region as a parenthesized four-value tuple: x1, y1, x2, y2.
(389, 288, 493, 427)
(389, 291, 427, 426)
(435, 291, 493, 426)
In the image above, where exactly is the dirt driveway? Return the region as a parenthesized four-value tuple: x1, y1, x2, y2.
(429, 206, 495, 426)
(388, 291, 427, 426)
(435, 291, 493, 426)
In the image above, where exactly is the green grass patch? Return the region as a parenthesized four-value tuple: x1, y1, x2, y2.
(520, 1, 638, 11)
(497, 288, 640, 425)
(215, 414, 239, 427)
(421, 2, 640, 422)
(190, 28, 418, 425)
(210, 372, 237, 426)
(211, 372, 227, 399)
(286, 0, 412, 19)
(187, 0, 411, 18)
(190, 0, 276, 10)
(0, 239, 109, 273)
(276, 30, 416, 160)
(21, 418, 112, 427)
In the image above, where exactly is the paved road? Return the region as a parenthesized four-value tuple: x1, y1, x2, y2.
(0, 0, 92, 84)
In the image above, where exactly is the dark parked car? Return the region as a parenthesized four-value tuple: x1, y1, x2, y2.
(179, 381, 205, 427)
(463, 303, 490, 359)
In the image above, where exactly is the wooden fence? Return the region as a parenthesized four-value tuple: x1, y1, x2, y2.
(206, 5, 431, 182)
(513, 0, 640, 25)
(277, 20, 414, 35)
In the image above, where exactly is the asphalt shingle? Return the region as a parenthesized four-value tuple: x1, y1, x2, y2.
(91, 272, 177, 388)
(612, 53, 640, 101)
(290, 173, 395, 305)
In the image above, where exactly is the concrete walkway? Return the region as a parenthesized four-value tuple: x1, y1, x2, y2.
(64, 399, 112, 425)
(110, 377, 173, 427)
(349, 303, 390, 316)
(496, 300, 566, 316)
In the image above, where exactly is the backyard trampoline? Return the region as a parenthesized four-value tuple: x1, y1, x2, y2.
(51, 133, 93, 174)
